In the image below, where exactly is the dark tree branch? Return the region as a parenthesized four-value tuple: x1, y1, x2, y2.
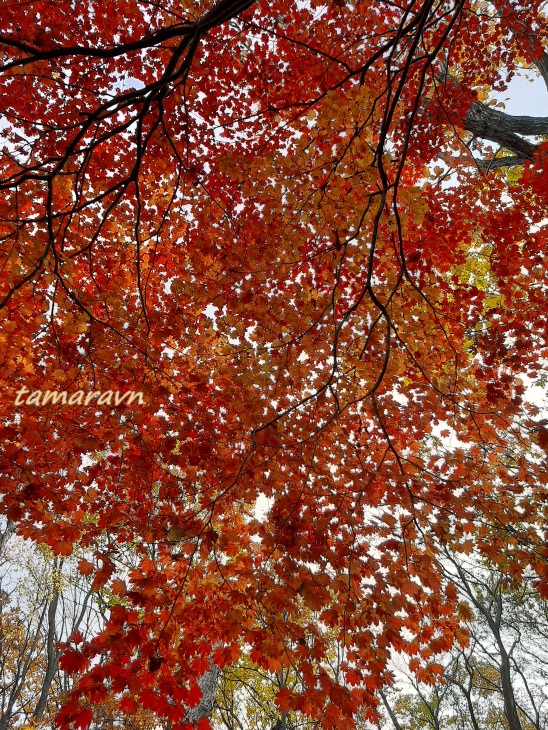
(534, 50, 548, 92)
(33, 575, 61, 721)
(464, 102, 541, 160)
(474, 153, 530, 170)
(0, 0, 256, 71)
(436, 58, 547, 170)
(379, 689, 406, 730)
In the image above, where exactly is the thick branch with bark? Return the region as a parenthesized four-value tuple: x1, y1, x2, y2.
(464, 100, 548, 169)
(535, 50, 548, 89)
(465, 101, 547, 159)
(463, 46, 548, 169)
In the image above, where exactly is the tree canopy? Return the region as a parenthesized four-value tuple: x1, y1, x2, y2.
(0, 0, 547, 728)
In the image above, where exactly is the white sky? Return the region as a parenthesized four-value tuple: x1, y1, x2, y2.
(493, 69, 548, 115)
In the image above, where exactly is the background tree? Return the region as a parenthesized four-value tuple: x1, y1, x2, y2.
(378, 554, 548, 730)
(0, 520, 166, 729)
(0, 520, 64, 730)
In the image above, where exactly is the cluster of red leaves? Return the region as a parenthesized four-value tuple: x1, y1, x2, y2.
(0, 0, 547, 727)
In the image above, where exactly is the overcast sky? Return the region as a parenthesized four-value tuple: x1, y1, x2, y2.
(494, 68, 547, 115)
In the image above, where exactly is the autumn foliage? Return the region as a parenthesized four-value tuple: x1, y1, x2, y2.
(0, 0, 547, 727)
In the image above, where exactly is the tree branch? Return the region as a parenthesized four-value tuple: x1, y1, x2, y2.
(474, 153, 530, 170)
(534, 50, 548, 92)
(464, 102, 540, 160)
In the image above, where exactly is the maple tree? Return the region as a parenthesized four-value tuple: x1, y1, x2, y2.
(3, 523, 547, 730)
(0, 0, 548, 727)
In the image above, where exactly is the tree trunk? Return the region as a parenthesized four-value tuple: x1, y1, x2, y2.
(33, 584, 60, 721)
(379, 689, 406, 730)
(184, 663, 221, 724)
